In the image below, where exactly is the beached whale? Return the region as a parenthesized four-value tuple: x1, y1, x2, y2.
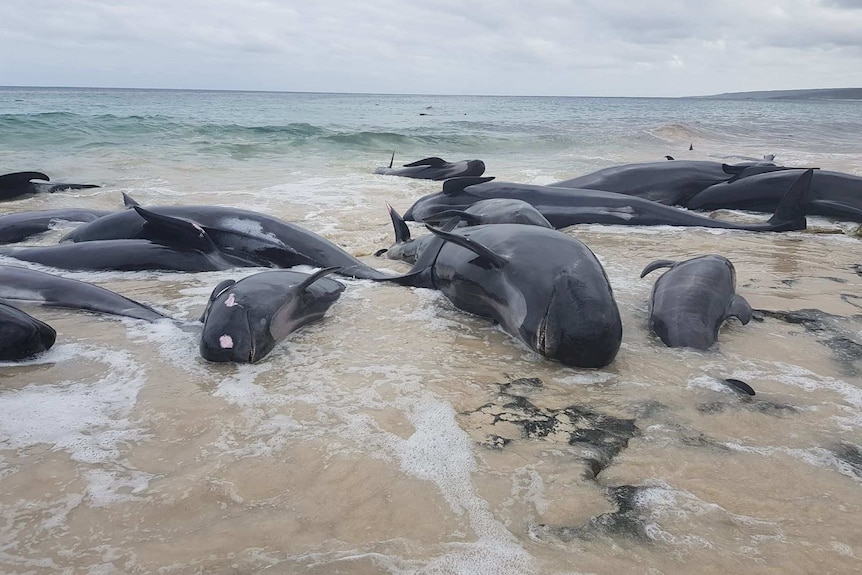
(687, 169, 862, 223)
(199, 267, 345, 363)
(550, 160, 789, 206)
(62, 199, 391, 280)
(0, 301, 56, 360)
(377, 198, 552, 264)
(402, 170, 812, 233)
(640, 255, 752, 349)
(0, 171, 100, 201)
(374, 155, 485, 180)
(0, 208, 113, 244)
(0, 265, 168, 321)
(379, 223, 622, 368)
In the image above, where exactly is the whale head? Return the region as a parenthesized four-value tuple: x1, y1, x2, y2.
(535, 269, 622, 368)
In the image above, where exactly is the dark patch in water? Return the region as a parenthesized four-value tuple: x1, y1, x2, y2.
(464, 377, 638, 479)
(831, 442, 862, 478)
(534, 485, 649, 542)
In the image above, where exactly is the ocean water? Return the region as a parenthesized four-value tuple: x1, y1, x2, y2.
(0, 87, 861, 574)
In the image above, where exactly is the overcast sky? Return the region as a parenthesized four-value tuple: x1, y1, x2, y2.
(1, 0, 861, 97)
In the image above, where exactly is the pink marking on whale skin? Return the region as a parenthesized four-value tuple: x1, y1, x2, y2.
(219, 335, 234, 349)
(224, 293, 237, 307)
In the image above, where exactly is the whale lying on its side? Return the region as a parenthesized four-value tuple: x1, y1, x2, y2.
(0, 208, 113, 244)
(200, 267, 345, 363)
(0, 172, 100, 201)
(62, 198, 391, 280)
(403, 169, 813, 233)
(0, 301, 56, 360)
(551, 160, 789, 206)
(688, 169, 862, 223)
(374, 155, 485, 180)
(640, 254, 752, 350)
(0, 265, 168, 321)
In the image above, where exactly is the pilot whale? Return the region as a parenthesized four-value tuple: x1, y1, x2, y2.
(199, 267, 345, 363)
(687, 169, 862, 223)
(403, 169, 813, 233)
(62, 198, 391, 280)
(374, 155, 485, 180)
(379, 223, 623, 368)
(0, 208, 112, 244)
(0, 265, 168, 321)
(550, 160, 790, 206)
(0, 301, 56, 360)
(0, 172, 99, 201)
(640, 254, 752, 350)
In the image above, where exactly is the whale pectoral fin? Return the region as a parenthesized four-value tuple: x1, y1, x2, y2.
(424, 225, 508, 269)
(727, 294, 753, 325)
(269, 267, 342, 340)
(403, 157, 446, 167)
(294, 266, 341, 292)
(386, 203, 411, 243)
(133, 206, 218, 252)
(122, 192, 141, 208)
(639, 259, 677, 278)
(442, 176, 495, 195)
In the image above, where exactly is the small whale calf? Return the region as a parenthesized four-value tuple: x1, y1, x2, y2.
(640, 254, 752, 350)
(200, 267, 345, 363)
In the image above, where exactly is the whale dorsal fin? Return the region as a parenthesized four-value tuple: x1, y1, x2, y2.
(640, 259, 677, 278)
(122, 192, 141, 208)
(723, 378, 756, 396)
(270, 267, 341, 340)
(386, 202, 411, 243)
(726, 294, 752, 325)
(133, 206, 218, 252)
(442, 176, 495, 195)
(424, 225, 507, 269)
(403, 157, 446, 167)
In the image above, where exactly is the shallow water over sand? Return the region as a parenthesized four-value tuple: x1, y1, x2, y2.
(1, 89, 861, 574)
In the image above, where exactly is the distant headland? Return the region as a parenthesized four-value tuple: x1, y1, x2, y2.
(690, 88, 862, 101)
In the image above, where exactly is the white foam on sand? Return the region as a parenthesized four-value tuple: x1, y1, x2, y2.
(0, 342, 155, 522)
(202, 353, 537, 573)
(0, 344, 147, 463)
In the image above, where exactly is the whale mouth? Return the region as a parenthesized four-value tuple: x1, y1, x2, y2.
(536, 310, 549, 355)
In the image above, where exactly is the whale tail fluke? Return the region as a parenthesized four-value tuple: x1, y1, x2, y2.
(386, 203, 411, 244)
(765, 168, 813, 231)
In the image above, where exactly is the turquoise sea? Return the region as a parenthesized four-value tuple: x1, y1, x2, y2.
(0, 87, 861, 574)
